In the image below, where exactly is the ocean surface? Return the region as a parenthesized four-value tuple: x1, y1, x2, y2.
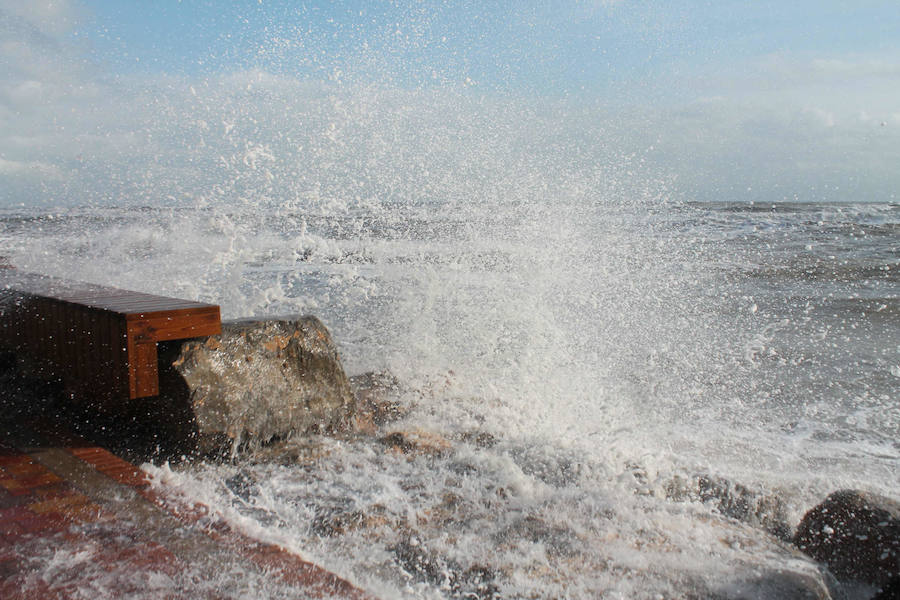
(1, 195, 896, 597)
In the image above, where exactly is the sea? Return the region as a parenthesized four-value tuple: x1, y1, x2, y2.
(0, 90, 897, 598)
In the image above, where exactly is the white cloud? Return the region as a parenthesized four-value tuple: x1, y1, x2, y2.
(0, 156, 62, 177)
(810, 57, 900, 79)
(0, 1, 91, 109)
(0, 0, 898, 208)
(642, 93, 900, 202)
(797, 106, 835, 129)
(0, 0, 82, 36)
(5, 79, 45, 106)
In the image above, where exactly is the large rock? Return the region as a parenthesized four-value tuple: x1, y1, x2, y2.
(794, 489, 900, 587)
(169, 316, 355, 452)
(664, 473, 792, 541)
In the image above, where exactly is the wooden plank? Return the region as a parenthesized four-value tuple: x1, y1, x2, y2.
(68, 303, 79, 383)
(128, 307, 220, 322)
(63, 302, 75, 395)
(127, 336, 159, 398)
(31, 296, 44, 357)
(21, 294, 32, 356)
(13, 293, 26, 351)
(89, 300, 211, 313)
(61, 302, 72, 382)
(113, 316, 129, 398)
(96, 307, 109, 377)
(127, 309, 221, 342)
(106, 312, 128, 399)
(53, 298, 212, 316)
(77, 304, 86, 382)
(52, 300, 63, 369)
(78, 307, 90, 386)
(62, 291, 210, 304)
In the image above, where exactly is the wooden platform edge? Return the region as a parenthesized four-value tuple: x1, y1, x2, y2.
(0, 269, 222, 400)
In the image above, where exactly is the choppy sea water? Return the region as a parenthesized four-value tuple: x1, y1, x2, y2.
(1, 197, 896, 598)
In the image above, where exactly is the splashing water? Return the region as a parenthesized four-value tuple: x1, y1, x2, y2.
(1, 2, 898, 597)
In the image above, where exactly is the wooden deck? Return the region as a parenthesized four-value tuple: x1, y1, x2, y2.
(0, 271, 220, 399)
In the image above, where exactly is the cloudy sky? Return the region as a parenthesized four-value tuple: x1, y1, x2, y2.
(2, 0, 899, 206)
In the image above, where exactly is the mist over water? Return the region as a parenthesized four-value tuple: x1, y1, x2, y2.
(2, 1, 899, 597)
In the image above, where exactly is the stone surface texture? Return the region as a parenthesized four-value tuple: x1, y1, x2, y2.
(664, 473, 792, 541)
(171, 316, 355, 450)
(794, 489, 900, 587)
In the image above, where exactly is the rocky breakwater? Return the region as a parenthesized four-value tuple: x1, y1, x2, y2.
(166, 316, 355, 454)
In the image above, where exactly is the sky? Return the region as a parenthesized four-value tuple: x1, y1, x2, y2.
(58, 1, 900, 99)
(1, 0, 899, 206)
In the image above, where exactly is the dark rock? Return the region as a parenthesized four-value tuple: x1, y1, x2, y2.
(170, 316, 355, 453)
(494, 515, 576, 556)
(665, 474, 792, 540)
(508, 446, 584, 487)
(794, 489, 900, 587)
(378, 429, 453, 456)
(245, 436, 336, 466)
(224, 471, 258, 503)
(391, 535, 500, 599)
(716, 568, 840, 600)
(458, 430, 498, 448)
(310, 504, 393, 537)
(392, 535, 456, 586)
(872, 575, 899, 600)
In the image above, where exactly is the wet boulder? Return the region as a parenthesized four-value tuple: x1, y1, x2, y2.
(715, 568, 840, 600)
(391, 534, 500, 599)
(348, 371, 406, 434)
(794, 489, 900, 587)
(378, 429, 453, 456)
(664, 473, 792, 541)
(169, 316, 355, 452)
(494, 515, 577, 557)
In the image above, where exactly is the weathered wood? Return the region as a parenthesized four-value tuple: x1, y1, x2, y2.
(0, 270, 220, 400)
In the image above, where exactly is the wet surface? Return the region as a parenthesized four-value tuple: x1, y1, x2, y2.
(0, 394, 372, 599)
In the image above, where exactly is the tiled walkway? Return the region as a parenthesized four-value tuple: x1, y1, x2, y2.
(0, 436, 372, 599)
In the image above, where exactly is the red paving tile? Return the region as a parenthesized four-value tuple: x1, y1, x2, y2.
(0, 478, 27, 495)
(5, 510, 59, 535)
(0, 442, 375, 599)
(12, 472, 64, 490)
(69, 446, 150, 487)
(0, 507, 27, 535)
(143, 493, 211, 523)
(0, 485, 27, 508)
(1, 505, 35, 521)
(30, 482, 79, 500)
(0, 456, 46, 475)
(0, 527, 187, 600)
(0, 454, 33, 468)
(242, 541, 369, 597)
